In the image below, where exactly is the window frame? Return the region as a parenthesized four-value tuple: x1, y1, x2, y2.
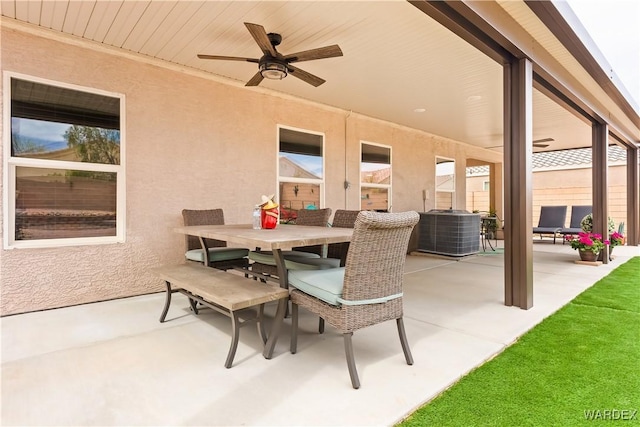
(3, 72, 126, 249)
(276, 125, 325, 210)
(360, 141, 392, 211)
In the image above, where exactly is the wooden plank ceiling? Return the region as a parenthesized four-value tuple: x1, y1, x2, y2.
(1, 0, 593, 152)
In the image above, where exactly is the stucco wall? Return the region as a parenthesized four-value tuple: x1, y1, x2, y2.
(1, 27, 501, 315)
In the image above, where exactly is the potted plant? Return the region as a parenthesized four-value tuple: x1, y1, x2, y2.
(580, 213, 615, 234)
(600, 230, 625, 261)
(565, 231, 608, 262)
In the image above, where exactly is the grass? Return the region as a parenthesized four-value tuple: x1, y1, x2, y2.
(399, 257, 640, 426)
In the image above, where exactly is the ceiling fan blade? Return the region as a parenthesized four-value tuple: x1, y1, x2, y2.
(197, 54, 259, 63)
(533, 137, 553, 148)
(533, 137, 554, 143)
(284, 45, 343, 63)
(245, 71, 264, 87)
(244, 22, 277, 56)
(287, 64, 326, 87)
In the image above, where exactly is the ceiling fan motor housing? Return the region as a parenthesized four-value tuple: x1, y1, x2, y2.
(267, 32, 282, 47)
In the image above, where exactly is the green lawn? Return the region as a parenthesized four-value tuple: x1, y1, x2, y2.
(399, 257, 640, 426)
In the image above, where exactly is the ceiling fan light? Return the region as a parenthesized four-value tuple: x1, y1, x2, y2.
(260, 61, 287, 80)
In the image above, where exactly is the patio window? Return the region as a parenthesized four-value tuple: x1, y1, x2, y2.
(360, 142, 391, 211)
(278, 126, 324, 219)
(4, 73, 125, 248)
(436, 156, 455, 209)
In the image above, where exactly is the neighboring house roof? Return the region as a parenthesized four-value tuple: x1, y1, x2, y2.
(361, 168, 391, 185)
(466, 145, 630, 176)
(278, 156, 320, 180)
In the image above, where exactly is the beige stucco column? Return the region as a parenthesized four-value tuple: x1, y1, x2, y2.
(489, 162, 504, 220)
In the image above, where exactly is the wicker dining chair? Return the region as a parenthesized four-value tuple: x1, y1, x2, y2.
(288, 210, 419, 389)
(290, 209, 361, 333)
(182, 209, 249, 271)
(249, 208, 332, 278)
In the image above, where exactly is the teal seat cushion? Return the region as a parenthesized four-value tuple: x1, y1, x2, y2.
(185, 247, 249, 263)
(288, 268, 346, 306)
(285, 256, 341, 269)
(249, 252, 332, 271)
(289, 268, 404, 307)
(248, 250, 320, 266)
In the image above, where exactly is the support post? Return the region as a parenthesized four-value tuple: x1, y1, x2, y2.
(503, 58, 534, 309)
(626, 146, 639, 246)
(592, 123, 609, 264)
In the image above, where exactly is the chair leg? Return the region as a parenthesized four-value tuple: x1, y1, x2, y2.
(343, 332, 360, 389)
(290, 302, 299, 354)
(318, 317, 325, 334)
(256, 303, 267, 344)
(396, 318, 414, 365)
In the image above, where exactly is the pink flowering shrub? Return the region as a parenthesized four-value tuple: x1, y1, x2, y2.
(565, 231, 607, 254)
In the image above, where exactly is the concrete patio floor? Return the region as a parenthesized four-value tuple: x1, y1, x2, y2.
(2, 243, 638, 426)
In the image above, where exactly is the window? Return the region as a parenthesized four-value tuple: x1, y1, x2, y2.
(435, 157, 455, 209)
(278, 126, 324, 221)
(4, 73, 125, 248)
(360, 142, 391, 211)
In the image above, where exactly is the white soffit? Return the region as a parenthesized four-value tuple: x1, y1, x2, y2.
(497, 0, 638, 140)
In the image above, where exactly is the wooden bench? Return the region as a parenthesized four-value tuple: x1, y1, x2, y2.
(152, 263, 288, 368)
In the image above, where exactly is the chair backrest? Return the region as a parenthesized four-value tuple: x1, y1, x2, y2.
(537, 206, 567, 228)
(292, 208, 332, 255)
(342, 211, 419, 302)
(295, 208, 332, 226)
(182, 209, 227, 251)
(327, 210, 361, 259)
(568, 205, 592, 228)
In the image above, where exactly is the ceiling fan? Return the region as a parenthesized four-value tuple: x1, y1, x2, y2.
(532, 137, 554, 148)
(198, 22, 343, 87)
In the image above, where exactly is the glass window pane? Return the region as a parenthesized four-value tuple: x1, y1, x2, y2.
(11, 78, 120, 164)
(279, 182, 321, 222)
(15, 166, 117, 240)
(361, 143, 390, 184)
(361, 187, 388, 211)
(361, 164, 391, 184)
(361, 143, 390, 164)
(279, 128, 323, 179)
(436, 159, 455, 191)
(436, 192, 454, 210)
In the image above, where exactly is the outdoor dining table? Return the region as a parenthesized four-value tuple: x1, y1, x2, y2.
(173, 223, 354, 359)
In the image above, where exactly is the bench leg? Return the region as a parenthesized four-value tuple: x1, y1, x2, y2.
(225, 311, 241, 369)
(189, 297, 199, 315)
(263, 297, 287, 360)
(160, 281, 173, 323)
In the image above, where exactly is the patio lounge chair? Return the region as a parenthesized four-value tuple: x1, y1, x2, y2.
(249, 208, 332, 278)
(558, 205, 592, 243)
(288, 210, 419, 389)
(182, 209, 249, 270)
(532, 205, 567, 244)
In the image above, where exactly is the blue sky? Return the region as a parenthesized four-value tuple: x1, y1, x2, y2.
(566, 0, 640, 108)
